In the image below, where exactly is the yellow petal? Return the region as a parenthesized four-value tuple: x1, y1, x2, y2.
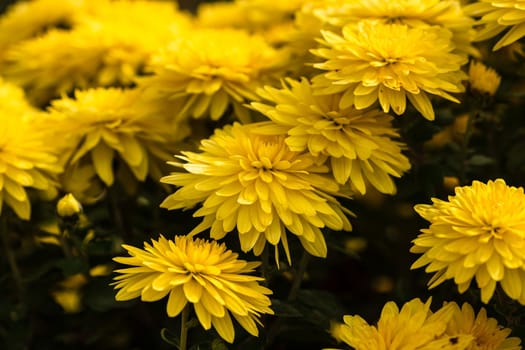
(91, 142, 115, 186)
(211, 312, 235, 343)
(194, 301, 212, 329)
(167, 287, 187, 317)
(183, 278, 203, 303)
(500, 268, 522, 300)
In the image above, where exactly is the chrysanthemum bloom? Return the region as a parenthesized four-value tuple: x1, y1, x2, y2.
(311, 21, 468, 121)
(196, 2, 300, 50)
(161, 123, 353, 263)
(411, 179, 525, 304)
(48, 88, 182, 192)
(326, 298, 473, 350)
(251, 78, 411, 194)
(306, 0, 477, 56)
(112, 235, 273, 343)
(0, 79, 61, 219)
(468, 61, 501, 96)
(1, 0, 190, 105)
(197, 0, 298, 29)
(138, 29, 288, 122)
(0, 0, 88, 53)
(465, 0, 525, 51)
(446, 302, 522, 350)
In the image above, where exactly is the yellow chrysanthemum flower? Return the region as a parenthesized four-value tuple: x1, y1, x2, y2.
(307, 0, 477, 56)
(1, 0, 190, 105)
(446, 302, 522, 350)
(48, 88, 180, 191)
(160, 123, 353, 264)
(197, 1, 250, 29)
(411, 179, 525, 304)
(0, 79, 61, 219)
(468, 61, 501, 96)
(138, 28, 288, 122)
(251, 78, 411, 194)
(0, 0, 88, 53)
(197, 1, 299, 48)
(326, 298, 473, 350)
(112, 235, 273, 343)
(312, 21, 468, 120)
(465, 0, 525, 51)
(198, 0, 299, 28)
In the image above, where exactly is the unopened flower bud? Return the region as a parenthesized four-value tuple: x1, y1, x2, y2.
(57, 193, 82, 217)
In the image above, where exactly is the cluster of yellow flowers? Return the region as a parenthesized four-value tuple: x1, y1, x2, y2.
(329, 298, 521, 350)
(1, 0, 524, 347)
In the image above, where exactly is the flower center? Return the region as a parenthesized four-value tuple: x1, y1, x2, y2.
(183, 262, 221, 275)
(251, 157, 273, 171)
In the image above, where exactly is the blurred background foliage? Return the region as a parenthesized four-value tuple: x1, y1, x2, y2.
(1, 0, 525, 349)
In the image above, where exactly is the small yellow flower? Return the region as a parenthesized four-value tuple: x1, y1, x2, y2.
(465, 0, 525, 50)
(446, 302, 522, 350)
(138, 28, 288, 122)
(327, 298, 473, 350)
(312, 21, 468, 120)
(160, 122, 353, 264)
(411, 179, 525, 304)
(51, 289, 83, 314)
(112, 235, 273, 343)
(252, 78, 411, 194)
(56, 193, 82, 217)
(468, 61, 501, 96)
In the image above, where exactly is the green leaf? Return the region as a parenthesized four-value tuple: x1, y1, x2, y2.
(210, 338, 228, 350)
(83, 277, 123, 312)
(55, 256, 89, 276)
(468, 154, 494, 166)
(160, 328, 180, 347)
(270, 299, 303, 318)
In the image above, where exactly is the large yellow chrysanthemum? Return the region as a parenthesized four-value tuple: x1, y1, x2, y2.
(327, 298, 473, 350)
(1, 0, 190, 105)
(48, 88, 182, 192)
(307, 0, 477, 56)
(446, 302, 522, 350)
(0, 79, 61, 219)
(411, 179, 525, 304)
(160, 123, 353, 264)
(251, 78, 411, 194)
(138, 28, 288, 122)
(465, 0, 525, 51)
(312, 20, 468, 120)
(112, 235, 273, 343)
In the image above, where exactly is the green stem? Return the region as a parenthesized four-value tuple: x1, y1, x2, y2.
(0, 216, 24, 298)
(58, 228, 73, 257)
(261, 244, 270, 286)
(265, 250, 311, 349)
(287, 250, 310, 301)
(108, 187, 128, 238)
(179, 304, 190, 350)
(459, 110, 477, 185)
